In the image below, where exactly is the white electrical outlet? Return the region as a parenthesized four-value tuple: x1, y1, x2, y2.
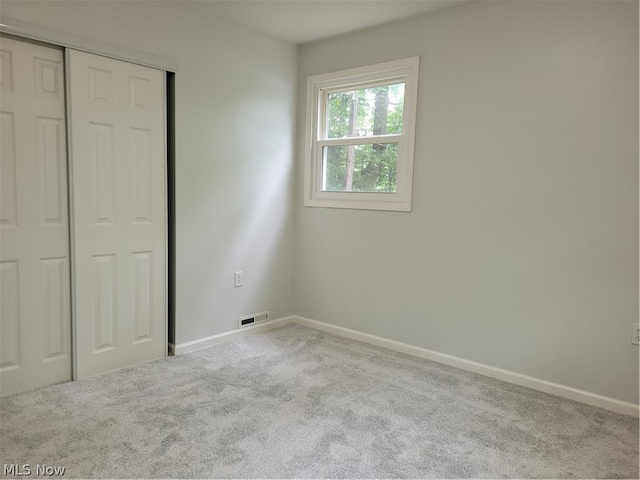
(234, 271, 243, 288)
(633, 324, 640, 346)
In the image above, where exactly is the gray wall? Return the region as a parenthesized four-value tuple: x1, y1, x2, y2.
(295, 0, 639, 404)
(0, 0, 298, 345)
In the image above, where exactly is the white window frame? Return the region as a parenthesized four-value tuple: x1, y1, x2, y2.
(304, 56, 419, 212)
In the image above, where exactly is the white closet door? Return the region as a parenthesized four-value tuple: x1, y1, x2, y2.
(69, 50, 166, 379)
(0, 37, 72, 395)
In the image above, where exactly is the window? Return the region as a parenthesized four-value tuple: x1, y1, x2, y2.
(304, 57, 419, 212)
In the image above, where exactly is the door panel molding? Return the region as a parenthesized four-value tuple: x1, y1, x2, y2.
(0, 36, 72, 395)
(69, 49, 167, 379)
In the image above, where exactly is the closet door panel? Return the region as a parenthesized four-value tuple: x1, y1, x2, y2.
(69, 50, 166, 379)
(0, 36, 71, 395)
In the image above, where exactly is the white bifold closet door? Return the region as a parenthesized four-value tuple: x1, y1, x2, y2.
(0, 37, 72, 395)
(68, 50, 167, 379)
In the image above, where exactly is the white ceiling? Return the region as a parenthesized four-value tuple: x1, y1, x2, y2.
(188, 0, 474, 44)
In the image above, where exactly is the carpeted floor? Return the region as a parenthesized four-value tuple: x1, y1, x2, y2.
(1, 323, 638, 479)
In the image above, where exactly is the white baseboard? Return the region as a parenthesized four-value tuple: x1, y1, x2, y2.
(293, 316, 640, 418)
(173, 316, 294, 355)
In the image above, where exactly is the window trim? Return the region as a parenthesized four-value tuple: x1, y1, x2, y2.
(304, 56, 420, 212)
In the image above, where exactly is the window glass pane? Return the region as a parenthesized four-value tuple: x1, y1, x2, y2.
(326, 83, 404, 139)
(322, 143, 398, 193)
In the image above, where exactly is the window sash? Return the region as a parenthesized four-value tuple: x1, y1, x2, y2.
(317, 134, 403, 148)
(319, 142, 401, 193)
(315, 140, 406, 194)
(320, 79, 406, 140)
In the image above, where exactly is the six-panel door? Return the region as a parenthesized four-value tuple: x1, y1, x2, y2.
(69, 50, 167, 379)
(0, 36, 72, 395)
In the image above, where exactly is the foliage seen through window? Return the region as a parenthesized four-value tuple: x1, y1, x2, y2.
(323, 83, 404, 193)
